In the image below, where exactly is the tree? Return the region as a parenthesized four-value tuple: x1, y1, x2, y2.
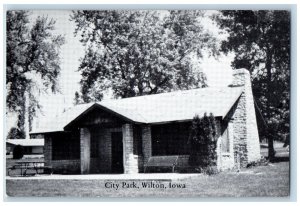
(70, 10, 218, 102)
(73, 91, 81, 105)
(214, 10, 290, 160)
(189, 113, 218, 173)
(6, 11, 65, 136)
(7, 127, 25, 139)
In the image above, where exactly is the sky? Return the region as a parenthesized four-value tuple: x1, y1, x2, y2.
(7, 10, 234, 133)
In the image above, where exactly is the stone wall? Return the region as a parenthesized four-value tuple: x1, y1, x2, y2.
(80, 127, 91, 174)
(122, 124, 139, 174)
(219, 121, 235, 171)
(230, 68, 261, 167)
(214, 68, 262, 170)
(214, 118, 229, 171)
(141, 125, 152, 168)
(217, 121, 235, 171)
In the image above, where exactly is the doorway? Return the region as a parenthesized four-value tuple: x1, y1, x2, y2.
(111, 132, 124, 173)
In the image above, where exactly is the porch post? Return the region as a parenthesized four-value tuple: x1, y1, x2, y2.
(122, 123, 138, 174)
(142, 125, 152, 167)
(80, 127, 91, 174)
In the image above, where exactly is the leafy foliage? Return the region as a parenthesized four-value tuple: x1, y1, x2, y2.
(214, 10, 290, 159)
(7, 127, 25, 139)
(73, 91, 82, 105)
(6, 11, 65, 134)
(70, 10, 219, 102)
(189, 113, 218, 172)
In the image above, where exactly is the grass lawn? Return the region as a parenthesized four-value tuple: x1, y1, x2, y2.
(6, 142, 289, 198)
(6, 161, 289, 198)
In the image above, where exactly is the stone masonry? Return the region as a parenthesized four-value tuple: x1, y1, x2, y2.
(218, 121, 235, 171)
(141, 125, 152, 168)
(231, 68, 261, 167)
(80, 127, 91, 174)
(122, 124, 139, 174)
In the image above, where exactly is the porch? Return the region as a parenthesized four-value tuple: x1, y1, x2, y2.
(44, 122, 151, 175)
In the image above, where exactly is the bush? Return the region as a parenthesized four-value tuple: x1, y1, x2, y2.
(13, 145, 24, 159)
(195, 165, 219, 175)
(189, 113, 218, 175)
(246, 156, 269, 168)
(7, 127, 25, 139)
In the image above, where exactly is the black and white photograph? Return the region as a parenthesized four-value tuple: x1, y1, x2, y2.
(4, 7, 292, 198)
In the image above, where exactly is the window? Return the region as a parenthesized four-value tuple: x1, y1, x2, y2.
(152, 123, 191, 156)
(222, 128, 230, 153)
(52, 131, 80, 160)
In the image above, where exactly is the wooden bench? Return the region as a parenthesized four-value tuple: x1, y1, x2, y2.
(173, 156, 195, 173)
(144, 156, 179, 173)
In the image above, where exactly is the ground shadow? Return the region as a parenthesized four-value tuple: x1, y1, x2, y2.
(270, 156, 290, 163)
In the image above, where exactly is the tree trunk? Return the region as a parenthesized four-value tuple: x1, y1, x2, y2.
(266, 51, 275, 161)
(17, 99, 26, 139)
(268, 129, 275, 161)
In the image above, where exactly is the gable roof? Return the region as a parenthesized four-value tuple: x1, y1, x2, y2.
(30, 86, 243, 134)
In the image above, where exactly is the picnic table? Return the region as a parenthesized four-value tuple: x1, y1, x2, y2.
(8, 160, 52, 176)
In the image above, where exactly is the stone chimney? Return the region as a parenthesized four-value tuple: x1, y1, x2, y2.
(230, 68, 261, 166)
(231, 69, 251, 87)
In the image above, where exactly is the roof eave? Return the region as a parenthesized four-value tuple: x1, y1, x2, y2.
(222, 91, 243, 120)
(29, 130, 66, 135)
(63, 103, 142, 130)
(145, 116, 223, 125)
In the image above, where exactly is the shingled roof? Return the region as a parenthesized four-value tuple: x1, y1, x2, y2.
(31, 86, 243, 134)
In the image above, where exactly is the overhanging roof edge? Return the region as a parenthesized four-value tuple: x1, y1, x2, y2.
(63, 103, 146, 130)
